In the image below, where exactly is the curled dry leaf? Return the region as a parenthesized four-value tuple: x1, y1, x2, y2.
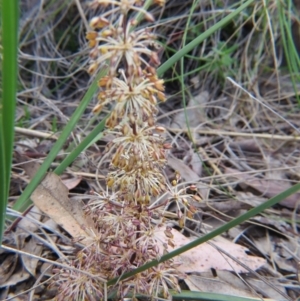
(155, 226, 265, 274)
(61, 176, 82, 190)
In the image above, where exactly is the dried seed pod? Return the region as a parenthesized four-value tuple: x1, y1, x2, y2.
(89, 16, 110, 29)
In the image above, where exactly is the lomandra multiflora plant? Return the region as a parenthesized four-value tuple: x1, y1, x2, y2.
(54, 0, 200, 300)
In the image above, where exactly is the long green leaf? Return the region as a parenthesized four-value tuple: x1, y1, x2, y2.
(277, 0, 300, 103)
(0, 0, 18, 243)
(54, 116, 107, 175)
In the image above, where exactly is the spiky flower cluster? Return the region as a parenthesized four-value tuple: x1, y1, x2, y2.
(54, 1, 201, 300)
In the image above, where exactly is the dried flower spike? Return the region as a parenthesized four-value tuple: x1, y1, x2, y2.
(53, 1, 197, 300)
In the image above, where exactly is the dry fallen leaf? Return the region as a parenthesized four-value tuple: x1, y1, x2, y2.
(31, 173, 94, 242)
(17, 206, 42, 233)
(251, 215, 290, 233)
(189, 151, 202, 176)
(20, 237, 43, 276)
(0, 254, 19, 287)
(168, 156, 200, 182)
(61, 176, 82, 190)
(0, 270, 30, 288)
(22, 161, 94, 244)
(244, 276, 288, 300)
(225, 168, 300, 209)
(184, 270, 261, 298)
(155, 226, 265, 273)
(170, 91, 209, 142)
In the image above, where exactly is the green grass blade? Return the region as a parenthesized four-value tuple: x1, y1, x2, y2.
(277, 0, 300, 103)
(54, 115, 107, 175)
(107, 182, 300, 285)
(12, 69, 106, 213)
(157, 0, 255, 77)
(0, 0, 18, 243)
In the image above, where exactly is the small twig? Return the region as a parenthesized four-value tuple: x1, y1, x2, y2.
(168, 127, 300, 141)
(226, 76, 300, 135)
(15, 126, 58, 140)
(72, 171, 105, 179)
(198, 146, 235, 194)
(74, 0, 89, 30)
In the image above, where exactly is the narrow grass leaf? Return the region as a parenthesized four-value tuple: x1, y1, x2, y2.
(0, 0, 18, 243)
(54, 116, 107, 175)
(277, 0, 300, 103)
(157, 0, 255, 77)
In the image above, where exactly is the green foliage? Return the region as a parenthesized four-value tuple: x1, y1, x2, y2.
(277, 0, 300, 103)
(51, 115, 58, 133)
(204, 41, 238, 81)
(16, 106, 31, 128)
(0, 0, 18, 243)
(157, 0, 254, 76)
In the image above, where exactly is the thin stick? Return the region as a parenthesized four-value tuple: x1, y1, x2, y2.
(168, 127, 300, 141)
(15, 126, 58, 140)
(75, 0, 89, 30)
(226, 76, 300, 134)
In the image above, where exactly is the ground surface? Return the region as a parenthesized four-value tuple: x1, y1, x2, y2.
(1, 0, 300, 300)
